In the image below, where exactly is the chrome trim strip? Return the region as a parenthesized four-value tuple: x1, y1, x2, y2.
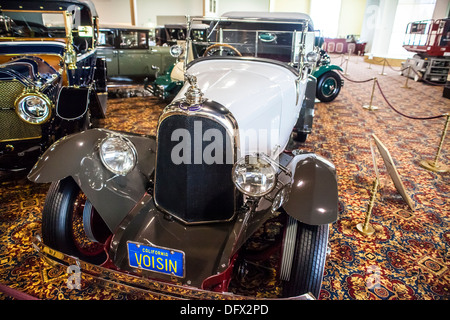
(279, 215, 298, 281)
(0, 135, 42, 143)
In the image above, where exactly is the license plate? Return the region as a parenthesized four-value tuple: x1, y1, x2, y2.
(127, 241, 184, 278)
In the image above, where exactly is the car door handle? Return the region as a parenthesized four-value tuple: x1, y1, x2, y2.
(150, 49, 158, 53)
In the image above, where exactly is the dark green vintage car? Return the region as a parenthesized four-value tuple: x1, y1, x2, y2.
(96, 25, 176, 81)
(145, 60, 184, 101)
(312, 49, 343, 102)
(148, 28, 343, 104)
(145, 24, 208, 101)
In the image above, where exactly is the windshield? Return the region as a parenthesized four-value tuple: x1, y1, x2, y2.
(191, 18, 308, 65)
(1, 10, 69, 38)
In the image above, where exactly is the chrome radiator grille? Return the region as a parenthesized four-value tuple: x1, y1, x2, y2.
(0, 81, 42, 142)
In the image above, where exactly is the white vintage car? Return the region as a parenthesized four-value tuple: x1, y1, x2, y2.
(29, 12, 338, 299)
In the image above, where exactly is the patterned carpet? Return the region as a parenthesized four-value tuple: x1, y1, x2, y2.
(0, 55, 448, 300)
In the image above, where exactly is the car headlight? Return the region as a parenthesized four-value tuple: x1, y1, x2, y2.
(271, 185, 290, 213)
(170, 45, 184, 58)
(232, 154, 277, 197)
(306, 51, 320, 63)
(15, 92, 52, 124)
(99, 136, 137, 175)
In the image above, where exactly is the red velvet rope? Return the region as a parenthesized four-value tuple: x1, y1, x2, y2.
(335, 70, 446, 120)
(375, 80, 446, 120)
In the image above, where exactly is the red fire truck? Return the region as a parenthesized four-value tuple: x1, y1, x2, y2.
(401, 18, 450, 83)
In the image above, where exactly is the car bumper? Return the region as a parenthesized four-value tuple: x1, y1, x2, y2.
(32, 236, 315, 300)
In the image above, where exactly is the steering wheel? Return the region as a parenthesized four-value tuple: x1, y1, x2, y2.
(203, 43, 242, 57)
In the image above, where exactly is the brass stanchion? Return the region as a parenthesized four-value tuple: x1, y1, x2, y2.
(420, 114, 450, 173)
(362, 78, 379, 111)
(344, 56, 349, 75)
(379, 58, 387, 76)
(356, 178, 378, 236)
(401, 66, 411, 89)
(367, 53, 374, 69)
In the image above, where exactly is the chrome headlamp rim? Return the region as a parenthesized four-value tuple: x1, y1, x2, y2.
(99, 135, 137, 176)
(271, 183, 291, 213)
(170, 45, 184, 58)
(232, 153, 278, 198)
(14, 91, 52, 125)
(306, 51, 320, 63)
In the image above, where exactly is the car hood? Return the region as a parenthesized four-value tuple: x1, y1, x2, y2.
(0, 40, 67, 56)
(0, 56, 60, 85)
(175, 57, 305, 159)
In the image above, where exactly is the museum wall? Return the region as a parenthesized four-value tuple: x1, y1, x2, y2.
(432, 0, 450, 19)
(337, 0, 367, 38)
(92, 0, 270, 27)
(136, 0, 203, 26)
(219, 0, 271, 15)
(92, 0, 367, 37)
(270, 0, 311, 13)
(93, 0, 133, 25)
(92, 0, 203, 26)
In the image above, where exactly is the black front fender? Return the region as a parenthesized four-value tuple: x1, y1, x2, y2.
(28, 128, 156, 232)
(296, 75, 317, 134)
(283, 153, 338, 225)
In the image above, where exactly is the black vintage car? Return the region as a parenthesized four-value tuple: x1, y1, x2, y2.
(0, 0, 107, 172)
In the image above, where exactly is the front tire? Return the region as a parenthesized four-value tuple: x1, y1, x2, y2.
(293, 131, 308, 143)
(281, 217, 329, 298)
(42, 177, 110, 264)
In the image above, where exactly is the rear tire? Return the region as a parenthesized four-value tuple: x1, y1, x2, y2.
(316, 71, 341, 102)
(42, 177, 110, 264)
(281, 217, 329, 299)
